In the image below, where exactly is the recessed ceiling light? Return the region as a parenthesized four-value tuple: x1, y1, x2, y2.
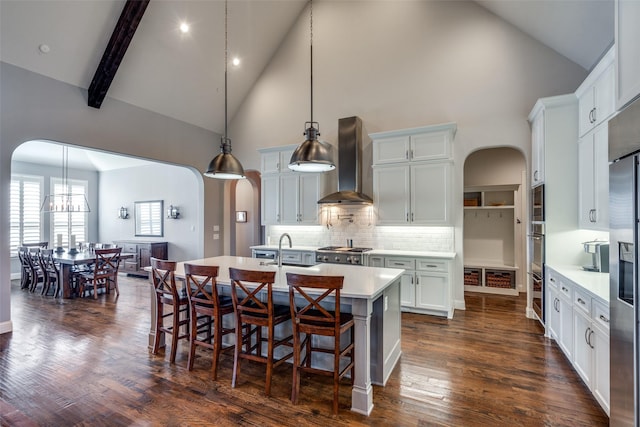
(232, 57, 240, 67)
(179, 22, 190, 34)
(38, 44, 50, 54)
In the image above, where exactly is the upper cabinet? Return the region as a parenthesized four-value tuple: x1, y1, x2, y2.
(615, 0, 640, 110)
(371, 123, 455, 226)
(576, 47, 615, 137)
(578, 122, 610, 231)
(530, 110, 545, 186)
(372, 123, 454, 165)
(259, 145, 328, 226)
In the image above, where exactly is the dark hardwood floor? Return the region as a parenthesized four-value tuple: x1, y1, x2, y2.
(1, 276, 608, 426)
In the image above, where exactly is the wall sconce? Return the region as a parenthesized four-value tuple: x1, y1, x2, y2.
(118, 206, 129, 219)
(167, 204, 180, 219)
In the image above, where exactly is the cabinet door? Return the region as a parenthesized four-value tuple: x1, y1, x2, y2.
(578, 88, 595, 137)
(411, 162, 450, 225)
(594, 62, 615, 126)
(593, 125, 609, 230)
(578, 134, 596, 228)
(592, 323, 610, 414)
(415, 272, 449, 312)
(573, 309, 593, 387)
(261, 151, 281, 174)
(400, 272, 416, 307)
(298, 174, 319, 224)
(559, 296, 574, 360)
(261, 175, 280, 225)
(280, 174, 299, 224)
(615, 0, 640, 109)
(374, 165, 410, 225)
(367, 256, 384, 267)
(531, 112, 545, 186)
(410, 131, 451, 161)
(279, 148, 295, 173)
(138, 245, 151, 269)
(372, 136, 410, 165)
(547, 287, 560, 341)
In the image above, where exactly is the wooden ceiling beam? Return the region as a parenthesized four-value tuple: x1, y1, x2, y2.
(87, 0, 150, 109)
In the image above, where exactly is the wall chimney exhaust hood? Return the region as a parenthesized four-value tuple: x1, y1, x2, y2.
(317, 116, 373, 205)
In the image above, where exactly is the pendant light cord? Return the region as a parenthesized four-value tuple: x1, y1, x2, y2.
(224, 0, 229, 143)
(309, 0, 313, 125)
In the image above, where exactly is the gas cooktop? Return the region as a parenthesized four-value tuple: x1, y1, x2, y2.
(317, 246, 373, 253)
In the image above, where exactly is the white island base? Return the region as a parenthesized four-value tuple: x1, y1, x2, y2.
(148, 256, 403, 416)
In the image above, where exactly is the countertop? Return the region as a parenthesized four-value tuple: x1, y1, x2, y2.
(547, 264, 609, 303)
(250, 245, 456, 259)
(173, 256, 404, 300)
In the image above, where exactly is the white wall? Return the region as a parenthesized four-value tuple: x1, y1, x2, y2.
(99, 163, 203, 262)
(230, 1, 587, 312)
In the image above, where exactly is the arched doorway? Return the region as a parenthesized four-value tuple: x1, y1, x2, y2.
(226, 171, 261, 256)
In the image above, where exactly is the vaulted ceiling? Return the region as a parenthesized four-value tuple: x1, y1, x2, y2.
(2, 0, 614, 169)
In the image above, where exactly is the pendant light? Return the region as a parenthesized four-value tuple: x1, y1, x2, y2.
(41, 145, 91, 213)
(288, 0, 335, 173)
(204, 0, 246, 180)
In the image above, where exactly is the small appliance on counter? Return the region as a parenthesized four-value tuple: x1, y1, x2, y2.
(582, 240, 609, 272)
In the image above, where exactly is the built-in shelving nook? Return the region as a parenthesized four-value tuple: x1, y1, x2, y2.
(464, 184, 520, 295)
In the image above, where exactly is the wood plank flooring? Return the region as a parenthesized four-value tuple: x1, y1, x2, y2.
(1, 276, 608, 426)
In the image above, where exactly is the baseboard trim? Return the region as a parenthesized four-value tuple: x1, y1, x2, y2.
(0, 320, 13, 335)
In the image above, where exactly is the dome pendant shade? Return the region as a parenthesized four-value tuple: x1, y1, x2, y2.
(204, 138, 246, 179)
(288, 123, 335, 172)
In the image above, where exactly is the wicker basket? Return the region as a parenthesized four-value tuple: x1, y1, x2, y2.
(464, 268, 481, 286)
(485, 270, 515, 289)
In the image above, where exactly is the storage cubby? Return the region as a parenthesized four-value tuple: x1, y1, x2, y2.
(464, 184, 520, 296)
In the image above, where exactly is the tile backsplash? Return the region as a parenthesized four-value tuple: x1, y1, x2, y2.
(266, 206, 454, 252)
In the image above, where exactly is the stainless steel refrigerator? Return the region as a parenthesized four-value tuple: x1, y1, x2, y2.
(609, 97, 640, 427)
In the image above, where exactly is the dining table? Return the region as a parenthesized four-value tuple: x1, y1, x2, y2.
(146, 255, 404, 416)
(54, 250, 134, 298)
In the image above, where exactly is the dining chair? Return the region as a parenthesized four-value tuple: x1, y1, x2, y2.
(76, 248, 122, 299)
(17, 246, 32, 290)
(27, 247, 45, 293)
(183, 263, 235, 378)
(286, 272, 355, 415)
(38, 249, 60, 297)
(229, 268, 293, 396)
(150, 258, 190, 363)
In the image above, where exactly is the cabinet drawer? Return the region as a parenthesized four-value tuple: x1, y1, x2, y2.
(593, 299, 610, 331)
(281, 251, 302, 263)
(573, 288, 591, 316)
(557, 278, 573, 301)
(123, 261, 139, 272)
(547, 270, 560, 291)
(385, 257, 415, 270)
(416, 259, 448, 273)
(122, 243, 137, 254)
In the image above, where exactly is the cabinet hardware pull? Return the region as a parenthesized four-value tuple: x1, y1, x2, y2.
(599, 315, 609, 323)
(562, 286, 568, 292)
(426, 264, 438, 268)
(393, 262, 404, 266)
(585, 327, 591, 346)
(411, 212, 414, 222)
(588, 329, 595, 349)
(577, 297, 585, 305)
(405, 150, 409, 160)
(410, 149, 414, 159)
(550, 277, 556, 283)
(534, 170, 538, 181)
(416, 277, 419, 285)
(592, 107, 597, 123)
(406, 213, 409, 222)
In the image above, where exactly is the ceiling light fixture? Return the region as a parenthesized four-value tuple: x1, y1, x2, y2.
(289, 0, 335, 173)
(179, 22, 190, 33)
(232, 57, 240, 67)
(41, 145, 91, 214)
(204, 0, 245, 180)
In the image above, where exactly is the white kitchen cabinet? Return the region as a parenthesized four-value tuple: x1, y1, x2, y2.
(366, 255, 384, 268)
(280, 249, 316, 266)
(546, 269, 574, 360)
(530, 107, 545, 186)
(577, 47, 615, 137)
(615, 0, 640, 109)
(371, 123, 455, 226)
(373, 161, 451, 225)
(371, 123, 455, 165)
(546, 266, 610, 415)
(578, 123, 609, 231)
(384, 256, 452, 318)
(259, 145, 326, 226)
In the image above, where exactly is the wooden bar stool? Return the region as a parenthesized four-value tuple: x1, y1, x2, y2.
(229, 268, 293, 396)
(150, 258, 190, 363)
(286, 272, 355, 415)
(184, 263, 235, 379)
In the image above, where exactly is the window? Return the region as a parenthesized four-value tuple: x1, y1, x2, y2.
(135, 200, 164, 237)
(50, 178, 88, 247)
(10, 174, 43, 255)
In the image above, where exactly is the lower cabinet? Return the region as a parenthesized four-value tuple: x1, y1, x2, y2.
(377, 255, 452, 318)
(113, 240, 168, 276)
(546, 266, 610, 416)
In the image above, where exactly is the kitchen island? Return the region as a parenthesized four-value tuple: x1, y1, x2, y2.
(148, 256, 403, 416)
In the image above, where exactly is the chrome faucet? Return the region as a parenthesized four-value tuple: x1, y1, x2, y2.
(278, 233, 292, 268)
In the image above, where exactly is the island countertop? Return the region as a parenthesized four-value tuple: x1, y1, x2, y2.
(172, 255, 404, 300)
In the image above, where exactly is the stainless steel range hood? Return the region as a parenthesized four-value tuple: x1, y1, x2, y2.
(317, 116, 373, 205)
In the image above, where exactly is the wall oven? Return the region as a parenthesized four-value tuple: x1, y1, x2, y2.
(529, 223, 545, 323)
(532, 184, 545, 222)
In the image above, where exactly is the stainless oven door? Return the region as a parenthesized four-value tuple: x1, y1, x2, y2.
(532, 184, 545, 222)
